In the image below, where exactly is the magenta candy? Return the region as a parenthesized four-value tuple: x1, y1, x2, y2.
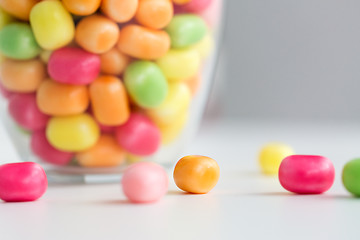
(0, 82, 13, 99)
(98, 122, 115, 134)
(122, 162, 168, 203)
(279, 155, 335, 194)
(48, 47, 101, 85)
(30, 131, 74, 166)
(0, 162, 48, 202)
(115, 113, 161, 156)
(177, 0, 213, 13)
(8, 93, 49, 131)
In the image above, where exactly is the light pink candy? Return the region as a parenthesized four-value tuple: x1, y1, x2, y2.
(0, 162, 48, 202)
(8, 93, 49, 131)
(279, 155, 335, 194)
(122, 162, 168, 203)
(31, 131, 74, 166)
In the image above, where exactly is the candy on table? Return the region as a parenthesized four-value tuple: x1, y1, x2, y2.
(89, 75, 130, 126)
(0, 58, 45, 92)
(48, 47, 101, 85)
(156, 48, 201, 81)
(46, 113, 100, 152)
(122, 162, 168, 203)
(99, 47, 131, 76)
(62, 0, 101, 16)
(173, 155, 220, 194)
(0, 0, 39, 21)
(146, 82, 191, 125)
(0, 7, 14, 29)
(75, 14, 120, 54)
(117, 24, 170, 60)
(115, 113, 161, 156)
(258, 143, 294, 175)
(124, 61, 168, 108)
(101, 0, 138, 23)
(8, 93, 49, 131)
(135, 0, 174, 29)
(30, 1, 75, 50)
(36, 80, 89, 116)
(0, 23, 41, 60)
(30, 130, 74, 166)
(342, 158, 360, 197)
(76, 134, 126, 167)
(0, 162, 47, 202)
(158, 111, 188, 144)
(279, 155, 335, 194)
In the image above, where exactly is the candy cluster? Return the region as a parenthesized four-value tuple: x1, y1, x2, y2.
(0, 0, 220, 168)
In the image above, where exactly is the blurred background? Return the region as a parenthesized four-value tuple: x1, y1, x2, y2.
(207, 0, 360, 122)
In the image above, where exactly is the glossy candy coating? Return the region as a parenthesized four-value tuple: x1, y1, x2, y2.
(89, 75, 130, 126)
(135, 0, 173, 29)
(75, 14, 119, 54)
(30, 1, 75, 50)
(0, 23, 41, 60)
(115, 113, 161, 156)
(0, 0, 39, 21)
(0, 162, 47, 202)
(279, 155, 335, 194)
(48, 47, 101, 85)
(258, 143, 294, 175)
(31, 131, 73, 166)
(342, 158, 360, 196)
(124, 61, 168, 108)
(101, 0, 138, 23)
(122, 162, 168, 203)
(8, 93, 49, 131)
(181, 0, 213, 13)
(46, 113, 100, 152)
(62, 0, 101, 16)
(0, 58, 45, 92)
(36, 80, 89, 116)
(100, 48, 130, 75)
(173, 155, 220, 194)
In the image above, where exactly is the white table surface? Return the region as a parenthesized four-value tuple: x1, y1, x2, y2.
(0, 117, 360, 240)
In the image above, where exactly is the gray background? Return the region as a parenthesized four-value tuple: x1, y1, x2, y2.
(214, 0, 360, 121)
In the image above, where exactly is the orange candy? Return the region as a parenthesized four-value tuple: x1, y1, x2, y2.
(173, 155, 220, 194)
(36, 80, 89, 116)
(135, 0, 173, 29)
(117, 24, 170, 60)
(100, 48, 131, 75)
(62, 0, 101, 16)
(75, 15, 120, 54)
(89, 75, 130, 126)
(101, 0, 138, 23)
(0, 58, 45, 93)
(76, 134, 126, 167)
(0, 0, 39, 21)
(184, 73, 201, 96)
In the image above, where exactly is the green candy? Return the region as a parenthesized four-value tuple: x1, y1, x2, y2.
(0, 23, 41, 60)
(342, 158, 360, 197)
(124, 61, 168, 109)
(165, 14, 207, 48)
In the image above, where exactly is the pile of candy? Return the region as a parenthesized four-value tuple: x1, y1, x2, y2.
(0, 0, 220, 168)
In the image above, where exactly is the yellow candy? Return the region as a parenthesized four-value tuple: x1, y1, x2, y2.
(190, 34, 214, 59)
(147, 82, 191, 125)
(30, 1, 75, 50)
(0, 7, 13, 30)
(259, 143, 294, 175)
(156, 48, 200, 82)
(159, 111, 188, 144)
(46, 113, 100, 152)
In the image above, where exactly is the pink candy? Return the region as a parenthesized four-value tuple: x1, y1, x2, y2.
(8, 93, 49, 131)
(279, 155, 335, 194)
(31, 131, 74, 166)
(0, 82, 13, 99)
(175, 0, 213, 13)
(122, 162, 168, 203)
(115, 113, 161, 156)
(48, 47, 101, 85)
(0, 162, 47, 202)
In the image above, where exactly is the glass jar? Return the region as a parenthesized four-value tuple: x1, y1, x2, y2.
(0, 0, 225, 182)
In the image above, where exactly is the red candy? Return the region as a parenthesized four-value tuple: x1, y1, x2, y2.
(115, 113, 161, 156)
(0, 81, 13, 99)
(48, 47, 101, 85)
(279, 155, 335, 194)
(30, 131, 74, 166)
(8, 93, 49, 131)
(0, 162, 48, 202)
